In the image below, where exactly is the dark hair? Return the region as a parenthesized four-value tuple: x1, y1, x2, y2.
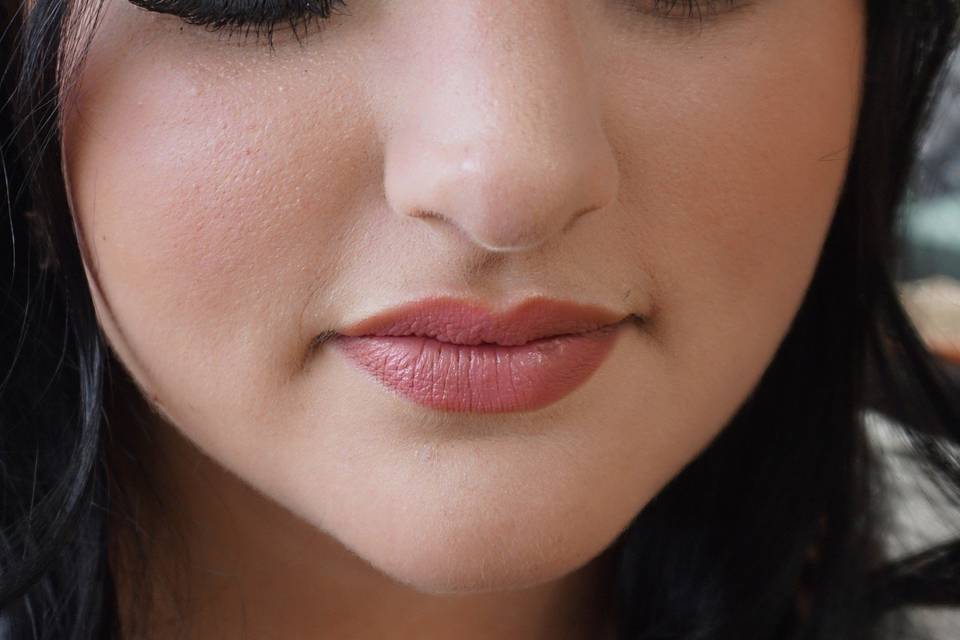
(1, 1, 959, 638)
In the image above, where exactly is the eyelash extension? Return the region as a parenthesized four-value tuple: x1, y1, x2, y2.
(127, 0, 349, 46)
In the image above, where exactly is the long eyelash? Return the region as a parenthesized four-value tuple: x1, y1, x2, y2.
(127, 0, 349, 47)
(128, 0, 742, 47)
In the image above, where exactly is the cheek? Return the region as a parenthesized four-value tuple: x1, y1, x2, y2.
(63, 11, 371, 419)
(602, 0, 863, 376)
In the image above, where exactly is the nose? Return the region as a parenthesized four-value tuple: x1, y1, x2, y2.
(381, 2, 619, 254)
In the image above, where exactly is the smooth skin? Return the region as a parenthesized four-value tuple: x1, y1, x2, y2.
(60, 0, 864, 637)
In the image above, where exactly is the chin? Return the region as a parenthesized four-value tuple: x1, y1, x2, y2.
(334, 500, 617, 595)
(373, 541, 597, 596)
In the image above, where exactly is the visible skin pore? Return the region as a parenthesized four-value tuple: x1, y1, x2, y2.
(60, 1, 865, 638)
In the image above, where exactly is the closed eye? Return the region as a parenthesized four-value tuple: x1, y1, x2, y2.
(124, 0, 750, 47)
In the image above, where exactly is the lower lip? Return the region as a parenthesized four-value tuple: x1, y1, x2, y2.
(332, 324, 624, 413)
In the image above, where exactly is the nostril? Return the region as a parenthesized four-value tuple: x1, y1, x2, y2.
(410, 209, 448, 223)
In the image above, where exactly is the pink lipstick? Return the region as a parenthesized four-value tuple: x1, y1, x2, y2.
(331, 297, 630, 413)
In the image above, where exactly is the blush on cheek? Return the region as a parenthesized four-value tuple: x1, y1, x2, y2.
(72, 95, 265, 294)
(62, 11, 377, 432)
(65, 39, 355, 329)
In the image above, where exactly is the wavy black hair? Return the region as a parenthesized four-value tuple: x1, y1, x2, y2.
(1, 0, 959, 638)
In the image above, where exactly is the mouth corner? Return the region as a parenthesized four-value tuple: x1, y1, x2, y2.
(310, 329, 341, 351)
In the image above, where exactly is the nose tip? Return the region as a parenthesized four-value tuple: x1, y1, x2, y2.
(380, 3, 619, 256)
(458, 205, 596, 254)
(394, 147, 614, 253)
(385, 125, 619, 254)
(409, 208, 590, 254)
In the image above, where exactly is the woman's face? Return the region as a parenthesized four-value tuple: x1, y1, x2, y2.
(63, 0, 864, 593)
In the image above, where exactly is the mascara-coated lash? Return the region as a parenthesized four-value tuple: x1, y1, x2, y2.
(126, 0, 744, 44)
(127, 0, 348, 43)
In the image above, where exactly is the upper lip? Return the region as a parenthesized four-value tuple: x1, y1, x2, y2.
(337, 296, 632, 346)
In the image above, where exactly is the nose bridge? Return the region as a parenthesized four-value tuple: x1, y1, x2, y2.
(381, 1, 619, 253)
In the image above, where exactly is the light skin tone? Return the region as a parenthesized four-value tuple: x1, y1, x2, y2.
(58, 0, 865, 637)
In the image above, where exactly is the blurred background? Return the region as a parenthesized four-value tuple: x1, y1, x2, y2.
(884, 48, 960, 637)
(898, 49, 960, 362)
